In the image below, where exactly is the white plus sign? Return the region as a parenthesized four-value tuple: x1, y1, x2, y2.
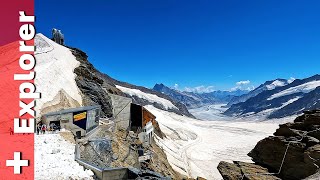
(6, 152, 29, 174)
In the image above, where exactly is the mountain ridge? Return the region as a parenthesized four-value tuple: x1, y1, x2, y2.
(153, 83, 248, 109)
(224, 74, 320, 118)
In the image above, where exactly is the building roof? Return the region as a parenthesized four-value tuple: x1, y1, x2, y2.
(44, 105, 100, 117)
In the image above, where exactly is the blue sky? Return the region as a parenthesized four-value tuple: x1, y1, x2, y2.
(36, 0, 320, 92)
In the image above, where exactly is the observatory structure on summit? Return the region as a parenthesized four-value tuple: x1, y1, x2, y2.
(52, 28, 65, 45)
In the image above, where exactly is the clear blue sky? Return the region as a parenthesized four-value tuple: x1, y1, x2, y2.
(36, 0, 320, 92)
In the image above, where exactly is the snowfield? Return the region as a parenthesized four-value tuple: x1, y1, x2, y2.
(35, 34, 83, 115)
(268, 80, 320, 100)
(146, 105, 282, 180)
(116, 85, 178, 110)
(189, 104, 229, 121)
(266, 80, 287, 90)
(35, 133, 94, 180)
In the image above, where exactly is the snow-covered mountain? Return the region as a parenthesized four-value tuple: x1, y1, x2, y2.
(226, 79, 290, 107)
(153, 83, 248, 109)
(224, 75, 320, 118)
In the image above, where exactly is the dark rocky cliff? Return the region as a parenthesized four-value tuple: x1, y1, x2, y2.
(71, 47, 117, 117)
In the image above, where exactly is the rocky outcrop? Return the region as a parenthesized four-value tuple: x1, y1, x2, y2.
(217, 161, 280, 180)
(70, 47, 117, 117)
(218, 110, 320, 180)
(40, 89, 81, 116)
(248, 110, 320, 180)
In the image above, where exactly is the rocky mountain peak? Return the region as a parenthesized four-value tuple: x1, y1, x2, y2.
(153, 83, 171, 92)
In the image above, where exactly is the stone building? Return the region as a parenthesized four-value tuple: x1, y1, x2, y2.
(42, 105, 100, 136)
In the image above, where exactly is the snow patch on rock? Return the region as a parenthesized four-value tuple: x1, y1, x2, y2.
(266, 80, 286, 90)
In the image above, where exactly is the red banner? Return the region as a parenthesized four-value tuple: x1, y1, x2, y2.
(0, 0, 34, 179)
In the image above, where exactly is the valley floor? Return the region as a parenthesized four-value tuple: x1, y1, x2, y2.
(146, 105, 290, 180)
(189, 104, 229, 121)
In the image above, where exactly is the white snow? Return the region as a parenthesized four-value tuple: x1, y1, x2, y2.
(242, 96, 301, 119)
(189, 104, 229, 121)
(35, 133, 94, 180)
(146, 105, 281, 180)
(116, 85, 178, 110)
(268, 80, 320, 100)
(266, 80, 286, 90)
(281, 96, 301, 107)
(35, 34, 83, 115)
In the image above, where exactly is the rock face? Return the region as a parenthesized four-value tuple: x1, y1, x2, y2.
(218, 110, 320, 180)
(217, 161, 280, 180)
(70, 47, 117, 117)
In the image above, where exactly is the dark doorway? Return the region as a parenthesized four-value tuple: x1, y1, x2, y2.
(130, 104, 142, 131)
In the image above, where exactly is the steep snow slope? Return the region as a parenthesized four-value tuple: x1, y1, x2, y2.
(35, 133, 94, 179)
(35, 34, 83, 115)
(269, 87, 320, 118)
(146, 105, 280, 179)
(268, 80, 320, 100)
(112, 82, 194, 117)
(116, 85, 177, 110)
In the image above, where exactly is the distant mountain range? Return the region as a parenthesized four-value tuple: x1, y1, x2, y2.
(224, 74, 320, 118)
(153, 83, 248, 108)
(153, 75, 320, 119)
(226, 79, 290, 107)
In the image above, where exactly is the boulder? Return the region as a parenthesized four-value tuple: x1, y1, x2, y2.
(217, 161, 280, 180)
(305, 144, 320, 167)
(273, 125, 304, 137)
(217, 161, 242, 180)
(302, 136, 320, 147)
(304, 115, 320, 126)
(248, 135, 319, 180)
(308, 129, 320, 141)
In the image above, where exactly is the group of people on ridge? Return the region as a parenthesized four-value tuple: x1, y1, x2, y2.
(36, 123, 61, 135)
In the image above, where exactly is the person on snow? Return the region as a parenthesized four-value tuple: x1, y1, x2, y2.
(41, 124, 47, 134)
(36, 124, 41, 135)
